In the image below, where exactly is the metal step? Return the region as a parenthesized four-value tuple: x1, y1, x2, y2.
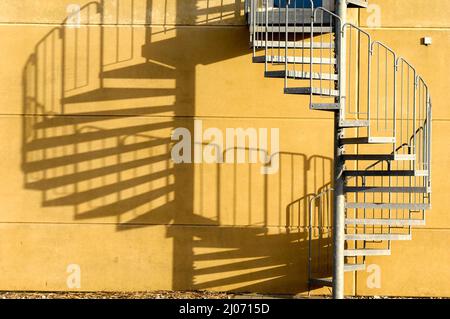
(414, 170, 429, 177)
(345, 203, 431, 210)
(251, 26, 333, 34)
(348, 0, 369, 8)
(253, 55, 336, 65)
(284, 87, 339, 97)
(253, 40, 335, 49)
(340, 137, 396, 145)
(345, 218, 426, 226)
(339, 120, 369, 128)
(310, 103, 340, 111)
(344, 263, 366, 272)
(394, 154, 416, 161)
(265, 70, 338, 81)
(345, 234, 412, 241)
(309, 277, 332, 287)
(344, 186, 428, 193)
(344, 249, 391, 257)
(344, 170, 428, 177)
(342, 154, 416, 161)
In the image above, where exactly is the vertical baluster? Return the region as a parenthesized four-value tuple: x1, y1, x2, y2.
(393, 54, 397, 152)
(367, 33, 371, 134)
(317, 9, 322, 97)
(252, 0, 256, 57)
(265, 0, 268, 72)
(292, 0, 297, 78)
(384, 49, 388, 134)
(309, 2, 313, 105)
(329, 15, 333, 95)
(348, 25, 352, 115)
(376, 45, 380, 132)
(284, 0, 288, 88)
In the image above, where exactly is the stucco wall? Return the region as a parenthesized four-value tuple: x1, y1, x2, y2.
(0, 0, 448, 297)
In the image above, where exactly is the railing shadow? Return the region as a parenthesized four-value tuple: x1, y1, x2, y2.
(21, 0, 332, 295)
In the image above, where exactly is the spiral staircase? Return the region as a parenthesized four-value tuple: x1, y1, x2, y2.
(246, 0, 432, 297)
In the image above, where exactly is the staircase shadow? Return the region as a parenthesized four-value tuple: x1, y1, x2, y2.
(20, 0, 332, 295)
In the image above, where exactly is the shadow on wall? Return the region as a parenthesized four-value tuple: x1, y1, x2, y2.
(21, 0, 333, 294)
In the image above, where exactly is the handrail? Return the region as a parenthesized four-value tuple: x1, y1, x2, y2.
(314, 6, 341, 22)
(396, 56, 417, 73)
(246, 3, 432, 298)
(247, 2, 432, 189)
(371, 41, 398, 142)
(309, 6, 340, 103)
(396, 57, 417, 155)
(342, 23, 371, 43)
(283, 1, 316, 103)
(416, 75, 429, 91)
(342, 23, 372, 122)
(371, 41, 397, 59)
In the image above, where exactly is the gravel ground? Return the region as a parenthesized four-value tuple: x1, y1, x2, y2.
(0, 291, 328, 299)
(0, 291, 445, 299)
(0, 291, 230, 299)
(0, 291, 240, 299)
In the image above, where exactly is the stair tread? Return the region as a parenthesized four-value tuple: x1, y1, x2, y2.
(310, 103, 340, 110)
(345, 234, 412, 241)
(340, 137, 396, 145)
(344, 186, 428, 193)
(394, 154, 417, 160)
(344, 170, 428, 177)
(253, 55, 336, 64)
(251, 26, 333, 33)
(348, 0, 369, 8)
(345, 203, 431, 209)
(342, 154, 416, 161)
(344, 249, 391, 256)
(309, 277, 332, 287)
(253, 40, 335, 49)
(339, 120, 369, 128)
(344, 263, 366, 272)
(345, 218, 426, 226)
(284, 87, 339, 97)
(265, 70, 338, 81)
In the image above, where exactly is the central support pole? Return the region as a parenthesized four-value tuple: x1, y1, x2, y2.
(333, 0, 347, 299)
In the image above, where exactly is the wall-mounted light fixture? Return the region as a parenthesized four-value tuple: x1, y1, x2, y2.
(422, 37, 432, 46)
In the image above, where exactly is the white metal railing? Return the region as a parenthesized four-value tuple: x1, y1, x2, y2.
(248, 1, 432, 186)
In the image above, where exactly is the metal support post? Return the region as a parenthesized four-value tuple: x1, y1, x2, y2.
(332, 0, 347, 300)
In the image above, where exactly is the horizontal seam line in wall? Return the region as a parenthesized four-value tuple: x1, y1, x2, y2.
(0, 22, 248, 28)
(2, 23, 450, 30)
(4, 114, 450, 121)
(0, 113, 336, 121)
(362, 27, 450, 31)
(0, 221, 326, 229)
(0, 221, 447, 231)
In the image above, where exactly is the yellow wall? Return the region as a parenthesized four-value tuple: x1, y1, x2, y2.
(0, 0, 448, 297)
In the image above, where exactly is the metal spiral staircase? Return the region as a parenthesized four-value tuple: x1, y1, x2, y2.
(246, 0, 432, 298)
